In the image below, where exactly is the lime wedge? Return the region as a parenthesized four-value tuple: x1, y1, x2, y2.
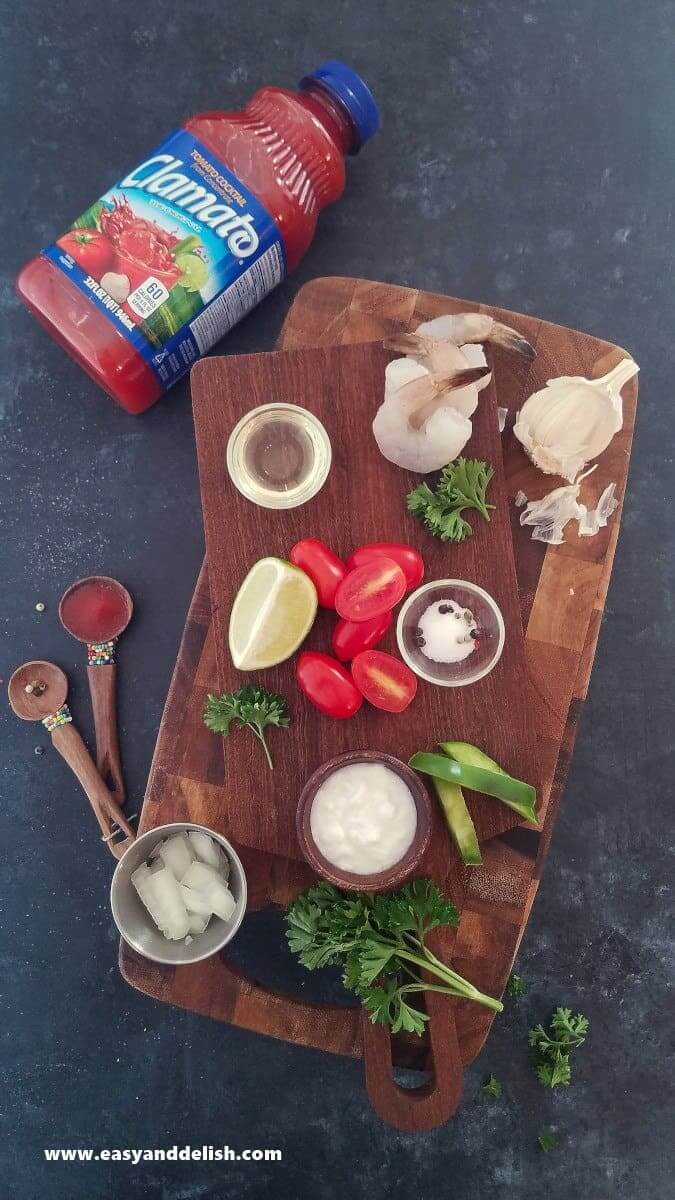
(175, 251, 208, 292)
(229, 557, 317, 671)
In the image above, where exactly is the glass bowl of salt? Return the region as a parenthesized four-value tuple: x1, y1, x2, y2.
(396, 579, 505, 687)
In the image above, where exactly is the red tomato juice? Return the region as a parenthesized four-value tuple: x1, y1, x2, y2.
(17, 63, 379, 414)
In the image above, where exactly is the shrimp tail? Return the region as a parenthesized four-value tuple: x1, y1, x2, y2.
(383, 332, 438, 357)
(399, 366, 490, 430)
(399, 366, 490, 402)
(474, 322, 536, 361)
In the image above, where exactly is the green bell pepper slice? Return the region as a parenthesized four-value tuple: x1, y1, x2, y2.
(432, 777, 482, 865)
(409, 749, 539, 826)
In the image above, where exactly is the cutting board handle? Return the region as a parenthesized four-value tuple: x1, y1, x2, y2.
(361, 993, 463, 1130)
(130, 947, 460, 1128)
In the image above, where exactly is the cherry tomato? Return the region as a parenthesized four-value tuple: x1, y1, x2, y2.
(289, 539, 346, 608)
(351, 650, 418, 713)
(335, 558, 407, 623)
(347, 543, 424, 592)
(296, 652, 363, 719)
(57, 229, 114, 279)
(331, 610, 393, 662)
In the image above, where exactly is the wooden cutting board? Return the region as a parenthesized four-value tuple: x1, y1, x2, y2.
(119, 278, 638, 1126)
(191, 341, 538, 859)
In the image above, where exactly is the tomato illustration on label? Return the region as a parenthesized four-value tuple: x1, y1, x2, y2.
(57, 229, 115, 278)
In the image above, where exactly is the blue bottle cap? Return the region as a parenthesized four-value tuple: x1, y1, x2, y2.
(300, 61, 380, 153)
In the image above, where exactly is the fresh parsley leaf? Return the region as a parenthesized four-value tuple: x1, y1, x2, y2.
(407, 482, 437, 515)
(440, 457, 495, 520)
(204, 686, 289, 770)
(506, 973, 526, 999)
(357, 938, 399, 987)
(529, 1024, 548, 1051)
(362, 981, 430, 1036)
(286, 878, 501, 1038)
(481, 1073, 502, 1099)
(536, 1056, 571, 1088)
(373, 879, 460, 938)
(530, 1007, 589, 1087)
(538, 1131, 557, 1152)
(407, 457, 495, 543)
(550, 1007, 589, 1044)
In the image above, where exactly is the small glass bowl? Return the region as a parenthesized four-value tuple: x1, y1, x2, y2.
(226, 402, 332, 510)
(396, 579, 505, 687)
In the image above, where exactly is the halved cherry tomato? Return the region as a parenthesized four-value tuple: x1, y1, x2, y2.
(347, 543, 424, 592)
(351, 650, 418, 713)
(290, 539, 346, 608)
(335, 558, 406, 623)
(331, 610, 393, 662)
(296, 652, 363, 719)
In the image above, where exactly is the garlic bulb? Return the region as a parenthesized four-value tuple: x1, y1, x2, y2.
(514, 358, 638, 483)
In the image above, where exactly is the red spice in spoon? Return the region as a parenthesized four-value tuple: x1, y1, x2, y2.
(59, 577, 132, 644)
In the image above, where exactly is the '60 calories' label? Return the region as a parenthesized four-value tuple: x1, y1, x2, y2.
(42, 129, 286, 388)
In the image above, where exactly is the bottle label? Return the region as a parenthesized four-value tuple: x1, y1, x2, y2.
(42, 130, 286, 389)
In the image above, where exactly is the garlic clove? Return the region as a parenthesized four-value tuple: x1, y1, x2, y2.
(100, 271, 131, 304)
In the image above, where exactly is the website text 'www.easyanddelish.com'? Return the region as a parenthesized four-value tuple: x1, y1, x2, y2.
(44, 1145, 282, 1165)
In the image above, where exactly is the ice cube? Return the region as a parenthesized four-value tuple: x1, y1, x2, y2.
(187, 912, 209, 936)
(182, 861, 236, 922)
(157, 832, 195, 880)
(132, 863, 190, 940)
(179, 883, 213, 918)
(188, 830, 221, 868)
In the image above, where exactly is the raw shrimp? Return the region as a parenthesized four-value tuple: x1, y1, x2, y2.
(373, 357, 488, 473)
(374, 311, 535, 474)
(410, 313, 536, 365)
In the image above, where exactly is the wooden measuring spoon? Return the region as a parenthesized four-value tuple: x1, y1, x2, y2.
(59, 576, 133, 807)
(8, 660, 136, 859)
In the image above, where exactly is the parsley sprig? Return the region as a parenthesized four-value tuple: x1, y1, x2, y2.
(481, 1073, 503, 1099)
(204, 686, 289, 770)
(407, 457, 495, 543)
(506, 973, 526, 999)
(286, 879, 502, 1037)
(529, 1007, 589, 1088)
(538, 1130, 557, 1152)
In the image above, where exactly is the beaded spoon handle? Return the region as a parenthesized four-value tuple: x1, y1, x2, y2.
(8, 661, 136, 859)
(59, 577, 133, 808)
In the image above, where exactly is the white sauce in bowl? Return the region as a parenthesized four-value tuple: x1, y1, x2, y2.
(309, 762, 417, 875)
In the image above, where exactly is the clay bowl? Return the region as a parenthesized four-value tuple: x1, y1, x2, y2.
(296, 751, 432, 893)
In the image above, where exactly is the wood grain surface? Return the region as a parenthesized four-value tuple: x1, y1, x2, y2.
(119, 277, 638, 1116)
(191, 341, 539, 857)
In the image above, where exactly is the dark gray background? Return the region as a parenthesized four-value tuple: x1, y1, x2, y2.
(1, 2, 673, 1197)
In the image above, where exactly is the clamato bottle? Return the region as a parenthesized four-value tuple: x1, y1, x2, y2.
(17, 62, 379, 414)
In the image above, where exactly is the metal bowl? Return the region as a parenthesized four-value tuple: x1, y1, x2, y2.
(110, 822, 247, 965)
